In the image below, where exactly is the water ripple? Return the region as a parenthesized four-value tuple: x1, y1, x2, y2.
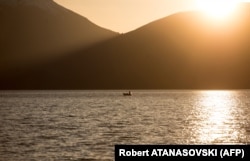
(0, 90, 250, 160)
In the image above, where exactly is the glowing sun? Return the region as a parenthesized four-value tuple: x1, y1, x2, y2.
(196, 0, 239, 19)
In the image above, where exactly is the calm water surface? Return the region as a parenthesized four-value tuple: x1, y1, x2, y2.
(0, 90, 250, 161)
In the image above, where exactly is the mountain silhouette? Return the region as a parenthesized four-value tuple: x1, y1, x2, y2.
(0, 0, 118, 73)
(1, 3, 250, 89)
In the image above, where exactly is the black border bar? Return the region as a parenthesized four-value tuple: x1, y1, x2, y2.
(115, 145, 250, 161)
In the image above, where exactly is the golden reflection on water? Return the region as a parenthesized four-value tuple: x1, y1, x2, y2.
(195, 90, 240, 143)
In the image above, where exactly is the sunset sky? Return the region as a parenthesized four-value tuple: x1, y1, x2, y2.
(54, 0, 250, 33)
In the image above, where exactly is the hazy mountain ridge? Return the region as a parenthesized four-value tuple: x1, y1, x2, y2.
(0, 0, 118, 73)
(1, 3, 250, 89)
(1, 0, 55, 7)
(0, 0, 71, 19)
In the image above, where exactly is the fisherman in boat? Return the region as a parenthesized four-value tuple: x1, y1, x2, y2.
(123, 91, 132, 96)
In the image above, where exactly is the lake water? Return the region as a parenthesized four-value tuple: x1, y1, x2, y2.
(0, 90, 250, 161)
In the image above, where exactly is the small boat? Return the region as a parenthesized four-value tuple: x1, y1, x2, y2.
(123, 91, 132, 96)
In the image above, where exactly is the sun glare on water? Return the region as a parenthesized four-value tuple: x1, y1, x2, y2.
(196, 91, 240, 143)
(196, 0, 239, 20)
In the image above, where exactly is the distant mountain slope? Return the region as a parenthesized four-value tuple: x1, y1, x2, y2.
(1, 3, 250, 89)
(0, 0, 118, 73)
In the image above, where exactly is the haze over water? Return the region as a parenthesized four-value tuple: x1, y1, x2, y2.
(0, 90, 250, 160)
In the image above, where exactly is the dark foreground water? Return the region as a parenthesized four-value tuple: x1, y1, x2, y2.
(0, 90, 250, 161)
